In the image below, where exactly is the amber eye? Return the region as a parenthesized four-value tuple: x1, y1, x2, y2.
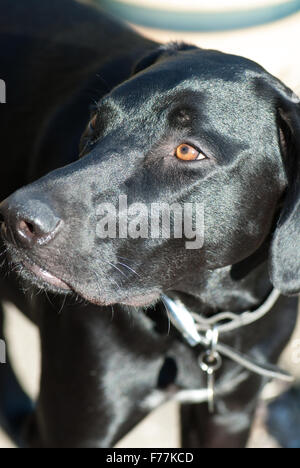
(175, 144, 206, 161)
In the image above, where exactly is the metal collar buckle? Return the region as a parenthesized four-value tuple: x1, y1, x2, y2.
(161, 292, 294, 412)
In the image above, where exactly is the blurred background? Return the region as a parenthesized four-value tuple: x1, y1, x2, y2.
(92, 0, 300, 92)
(0, 0, 300, 448)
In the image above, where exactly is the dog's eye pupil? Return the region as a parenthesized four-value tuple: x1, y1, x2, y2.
(175, 144, 204, 161)
(180, 145, 189, 154)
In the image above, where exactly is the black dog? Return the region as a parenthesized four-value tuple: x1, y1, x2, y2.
(0, 0, 299, 448)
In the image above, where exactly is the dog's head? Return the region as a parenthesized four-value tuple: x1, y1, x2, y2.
(1, 44, 299, 305)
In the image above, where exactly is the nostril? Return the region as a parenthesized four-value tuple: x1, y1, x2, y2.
(19, 220, 35, 235)
(0, 196, 63, 248)
(15, 217, 63, 248)
(26, 222, 34, 233)
(17, 219, 37, 244)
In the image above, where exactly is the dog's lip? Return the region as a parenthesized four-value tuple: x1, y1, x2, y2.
(7, 247, 158, 305)
(22, 260, 71, 291)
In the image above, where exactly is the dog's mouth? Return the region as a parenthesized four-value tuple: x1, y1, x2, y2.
(22, 260, 71, 291)
(2, 242, 161, 307)
(22, 259, 160, 306)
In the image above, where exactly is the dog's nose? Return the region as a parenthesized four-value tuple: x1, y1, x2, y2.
(0, 194, 62, 248)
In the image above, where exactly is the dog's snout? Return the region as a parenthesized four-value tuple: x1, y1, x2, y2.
(0, 194, 62, 248)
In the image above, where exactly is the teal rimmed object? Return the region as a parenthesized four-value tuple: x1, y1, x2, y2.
(98, 0, 300, 32)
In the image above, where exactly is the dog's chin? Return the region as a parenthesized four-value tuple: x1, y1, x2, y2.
(119, 293, 161, 308)
(71, 288, 161, 308)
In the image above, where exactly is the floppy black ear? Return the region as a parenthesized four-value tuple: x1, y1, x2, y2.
(270, 98, 300, 296)
(132, 42, 198, 75)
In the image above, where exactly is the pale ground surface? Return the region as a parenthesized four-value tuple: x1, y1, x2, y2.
(1, 0, 300, 449)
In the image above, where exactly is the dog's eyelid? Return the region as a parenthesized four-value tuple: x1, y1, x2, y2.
(89, 114, 98, 131)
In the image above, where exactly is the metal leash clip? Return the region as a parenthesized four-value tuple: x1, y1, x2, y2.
(198, 327, 222, 413)
(161, 293, 294, 413)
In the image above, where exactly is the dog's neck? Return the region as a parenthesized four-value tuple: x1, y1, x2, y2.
(167, 234, 273, 317)
(168, 260, 272, 317)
